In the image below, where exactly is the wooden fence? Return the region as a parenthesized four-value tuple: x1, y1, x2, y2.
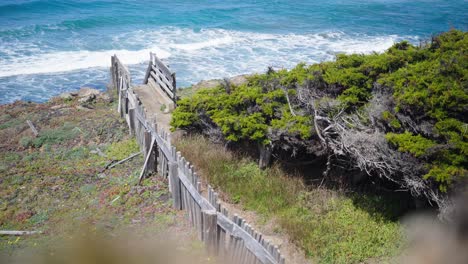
(110, 54, 285, 264)
(143, 52, 177, 105)
(110, 55, 132, 118)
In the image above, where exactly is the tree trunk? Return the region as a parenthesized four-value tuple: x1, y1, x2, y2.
(258, 143, 272, 170)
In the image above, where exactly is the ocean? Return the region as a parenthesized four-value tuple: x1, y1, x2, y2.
(0, 0, 466, 104)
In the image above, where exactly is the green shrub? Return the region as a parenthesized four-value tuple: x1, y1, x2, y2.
(385, 132, 436, 157)
(172, 80, 312, 145)
(424, 165, 465, 192)
(172, 29, 467, 192)
(19, 136, 33, 148)
(382, 111, 401, 129)
(386, 130, 467, 191)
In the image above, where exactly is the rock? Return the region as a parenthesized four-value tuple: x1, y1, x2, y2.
(78, 94, 96, 104)
(99, 93, 112, 102)
(189, 74, 250, 92)
(58, 92, 76, 100)
(190, 79, 223, 91)
(229, 74, 250, 86)
(50, 104, 66, 110)
(76, 105, 92, 111)
(78, 87, 101, 97)
(59, 107, 73, 114)
(77, 87, 100, 104)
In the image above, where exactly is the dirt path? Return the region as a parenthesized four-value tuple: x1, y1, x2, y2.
(133, 84, 172, 132)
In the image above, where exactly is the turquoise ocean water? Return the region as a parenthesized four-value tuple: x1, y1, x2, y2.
(0, 0, 466, 103)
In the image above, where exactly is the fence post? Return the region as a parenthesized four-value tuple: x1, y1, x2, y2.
(143, 53, 153, 84)
(128, 108, 135, 136)
(144, 131, 156, 172)
(202, 209, 218, 255)
(171, 72, 177, 103)
(169, 162, 181, 210)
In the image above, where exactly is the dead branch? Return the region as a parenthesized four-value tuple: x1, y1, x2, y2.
(0, 230, 41, 236)
(295, 86, 448, 214)
(106, 151, 142, 170)
(282, 87, 296, 117)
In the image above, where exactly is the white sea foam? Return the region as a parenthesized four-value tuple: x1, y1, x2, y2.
(0, 27, 416, 83)
(127, 28, 414, 85)
(172, 35, 235, 51)
(0, 47, 170, 78)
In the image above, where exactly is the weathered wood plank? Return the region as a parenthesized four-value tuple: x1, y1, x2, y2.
(138, 138, 156, 184)
(202, 209, 218, 255)
(117, 76, 123, 115)
(220, 207, 229, 258)
(128, 108, 136, 135)
(153, 55, 173, 81)
(133, 111, 174, 163)
(150, 65, 173, 91)
(217, 213, 276, 264)
(150, 69, 175, 97)
(144, 131, 151, 159)
(197, 202, 203, 240)
(149, 72, 175, 104)
(143, 53, 154, 84)
(187, 189, 194, 226)
(169, 162, 181, 209)
(177, 167, 214, 211)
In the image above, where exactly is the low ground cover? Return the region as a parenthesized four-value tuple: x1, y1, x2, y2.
(0, 95, 208, 262)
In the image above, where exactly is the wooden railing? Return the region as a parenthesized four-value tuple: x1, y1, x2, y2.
(110, 55, 132, 118)
(143, 52, 177, 105)
(110, 54, 285, 264)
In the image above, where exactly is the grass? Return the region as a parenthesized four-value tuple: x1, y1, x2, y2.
(176, 135, 405, 263)
(0, 118, 22, 130)
(106, 139, 140, 160)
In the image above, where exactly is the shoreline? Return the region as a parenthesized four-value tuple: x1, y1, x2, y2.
(0, 74, 250, 106)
